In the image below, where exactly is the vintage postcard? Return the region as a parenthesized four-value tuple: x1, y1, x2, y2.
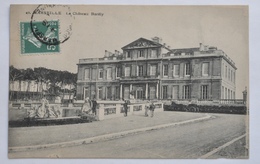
(9, 5, 249, 159)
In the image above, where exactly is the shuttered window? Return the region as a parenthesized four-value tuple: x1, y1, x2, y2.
(84, 68, 90, 80)
(125, 67, 130, 77)
(173, 64, 179, 77)
(202, 63, 209, 76)
(150, 65, 157, 76)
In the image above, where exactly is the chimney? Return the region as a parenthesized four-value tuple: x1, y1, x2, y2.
(204, 45, 209, 51)
(152, 36, 162, 43)
(105, 50, 108, 57)
(199, 43, 204, 51)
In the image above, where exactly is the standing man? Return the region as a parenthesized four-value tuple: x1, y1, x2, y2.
(145, 101, 150, 117)
(149, 102, 155, 117)
(92, 98, 97, 115)
(123, 99, 129, 117)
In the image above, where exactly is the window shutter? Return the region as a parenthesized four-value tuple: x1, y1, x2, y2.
(157, 64, 159, 76)
(131, 64, 135, 76)
(104, 69, 107, 80)
(122, 65, 125, 77)
(147, 64, 151, 76)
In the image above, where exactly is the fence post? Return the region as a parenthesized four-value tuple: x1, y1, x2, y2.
(97, 103, 104, 120)
(141, 104, 145, 112)
(129, 104, 133, 115)
(116, 103, 121, 116)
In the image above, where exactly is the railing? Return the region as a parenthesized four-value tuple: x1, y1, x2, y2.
(98, 101, 164, 120)
(9, 100, 164, 121)
(170, 99, 246, 106)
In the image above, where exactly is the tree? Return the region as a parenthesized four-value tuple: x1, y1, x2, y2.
(9, 66, 77, 101)
(9, 66, 23, 100)
(34, 67, 50, 99)
(23, 68, 36, 100)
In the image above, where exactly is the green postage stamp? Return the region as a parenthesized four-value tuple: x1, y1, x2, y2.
(20, 20, 60, 54)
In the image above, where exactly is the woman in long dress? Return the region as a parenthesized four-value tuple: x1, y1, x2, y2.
(81, 97, 93, 115)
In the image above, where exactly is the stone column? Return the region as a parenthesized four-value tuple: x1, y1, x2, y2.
(129, 104, 134, 115)
(120, 84, 122, 99)
(145, 83, 148, 99)
(156, 83, 159, 99)
(130, 84, 132, 92)
(116, 103, 121, 116)
(97, 103, 104, 120)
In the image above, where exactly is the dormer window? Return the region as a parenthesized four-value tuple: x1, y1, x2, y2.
(138, 50, 145, 58)
(151, 49, 157, 58)
(126, 51, 131, 58)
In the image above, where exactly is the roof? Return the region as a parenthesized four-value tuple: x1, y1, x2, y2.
(121, 37, 163, 50)
(171, 47, 200, 54)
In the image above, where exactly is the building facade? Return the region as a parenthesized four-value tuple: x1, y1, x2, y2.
(76, 37, 236, 101)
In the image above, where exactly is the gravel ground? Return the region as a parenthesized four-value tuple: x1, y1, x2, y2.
(209, 136, 248, 159)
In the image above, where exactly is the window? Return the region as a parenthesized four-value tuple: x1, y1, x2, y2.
(222, 63, 224, 78)
(162, 86, 168, 99)
(151, 49, 157, 58)
(149, 86, 156, 99)
(107, 87, 112, 100)
(225, 87, 227, 99)
(234, 72, 236, 83)
(115, 86, 120, 99)
(222, 86, 224, 99)
(228, 68, 230, 80)
(99, 69, 103, 79)
(230, 70, 233, 82)
(107, 68, 112, 79)
(173, 64, 180, 77)
(84, 87, 89, 99)
(172, 86, 179, 99)
(84, 68, 90, 80)
(137, 65, 143, 76)
(116, 67, 121, 78)
(150, 65, 157, 76)
(202, 63, 209, 76)
(163, 65, 168, 76)
(126, 51, 131, 58)
(185, 63, 191, 76)
(201, 85, 208, 99)
(138, 50, 145, 58)
(124, 86, 130, 99)
(136, 87, 144, 99)
(225, 65, 227, 78)
(98, 87, 103, 100)
(125, 66, 130, 77)
(183, 85, 190, 99)
(91, 68, 96, 79)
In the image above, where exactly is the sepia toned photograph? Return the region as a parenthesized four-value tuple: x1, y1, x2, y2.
(8, 4, 249, 159)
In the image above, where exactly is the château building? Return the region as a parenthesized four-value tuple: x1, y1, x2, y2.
(76, 37, 236, 101)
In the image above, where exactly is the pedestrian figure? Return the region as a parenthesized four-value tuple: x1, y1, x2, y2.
(145, 101, 150, 117)
(149, 102, 155, 117)
(92, 98, 97, 115)
(81, 97, 93, 115)
(123, 99, 129, 117)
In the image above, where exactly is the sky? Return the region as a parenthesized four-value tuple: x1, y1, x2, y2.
(10, 5, 248, 98)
